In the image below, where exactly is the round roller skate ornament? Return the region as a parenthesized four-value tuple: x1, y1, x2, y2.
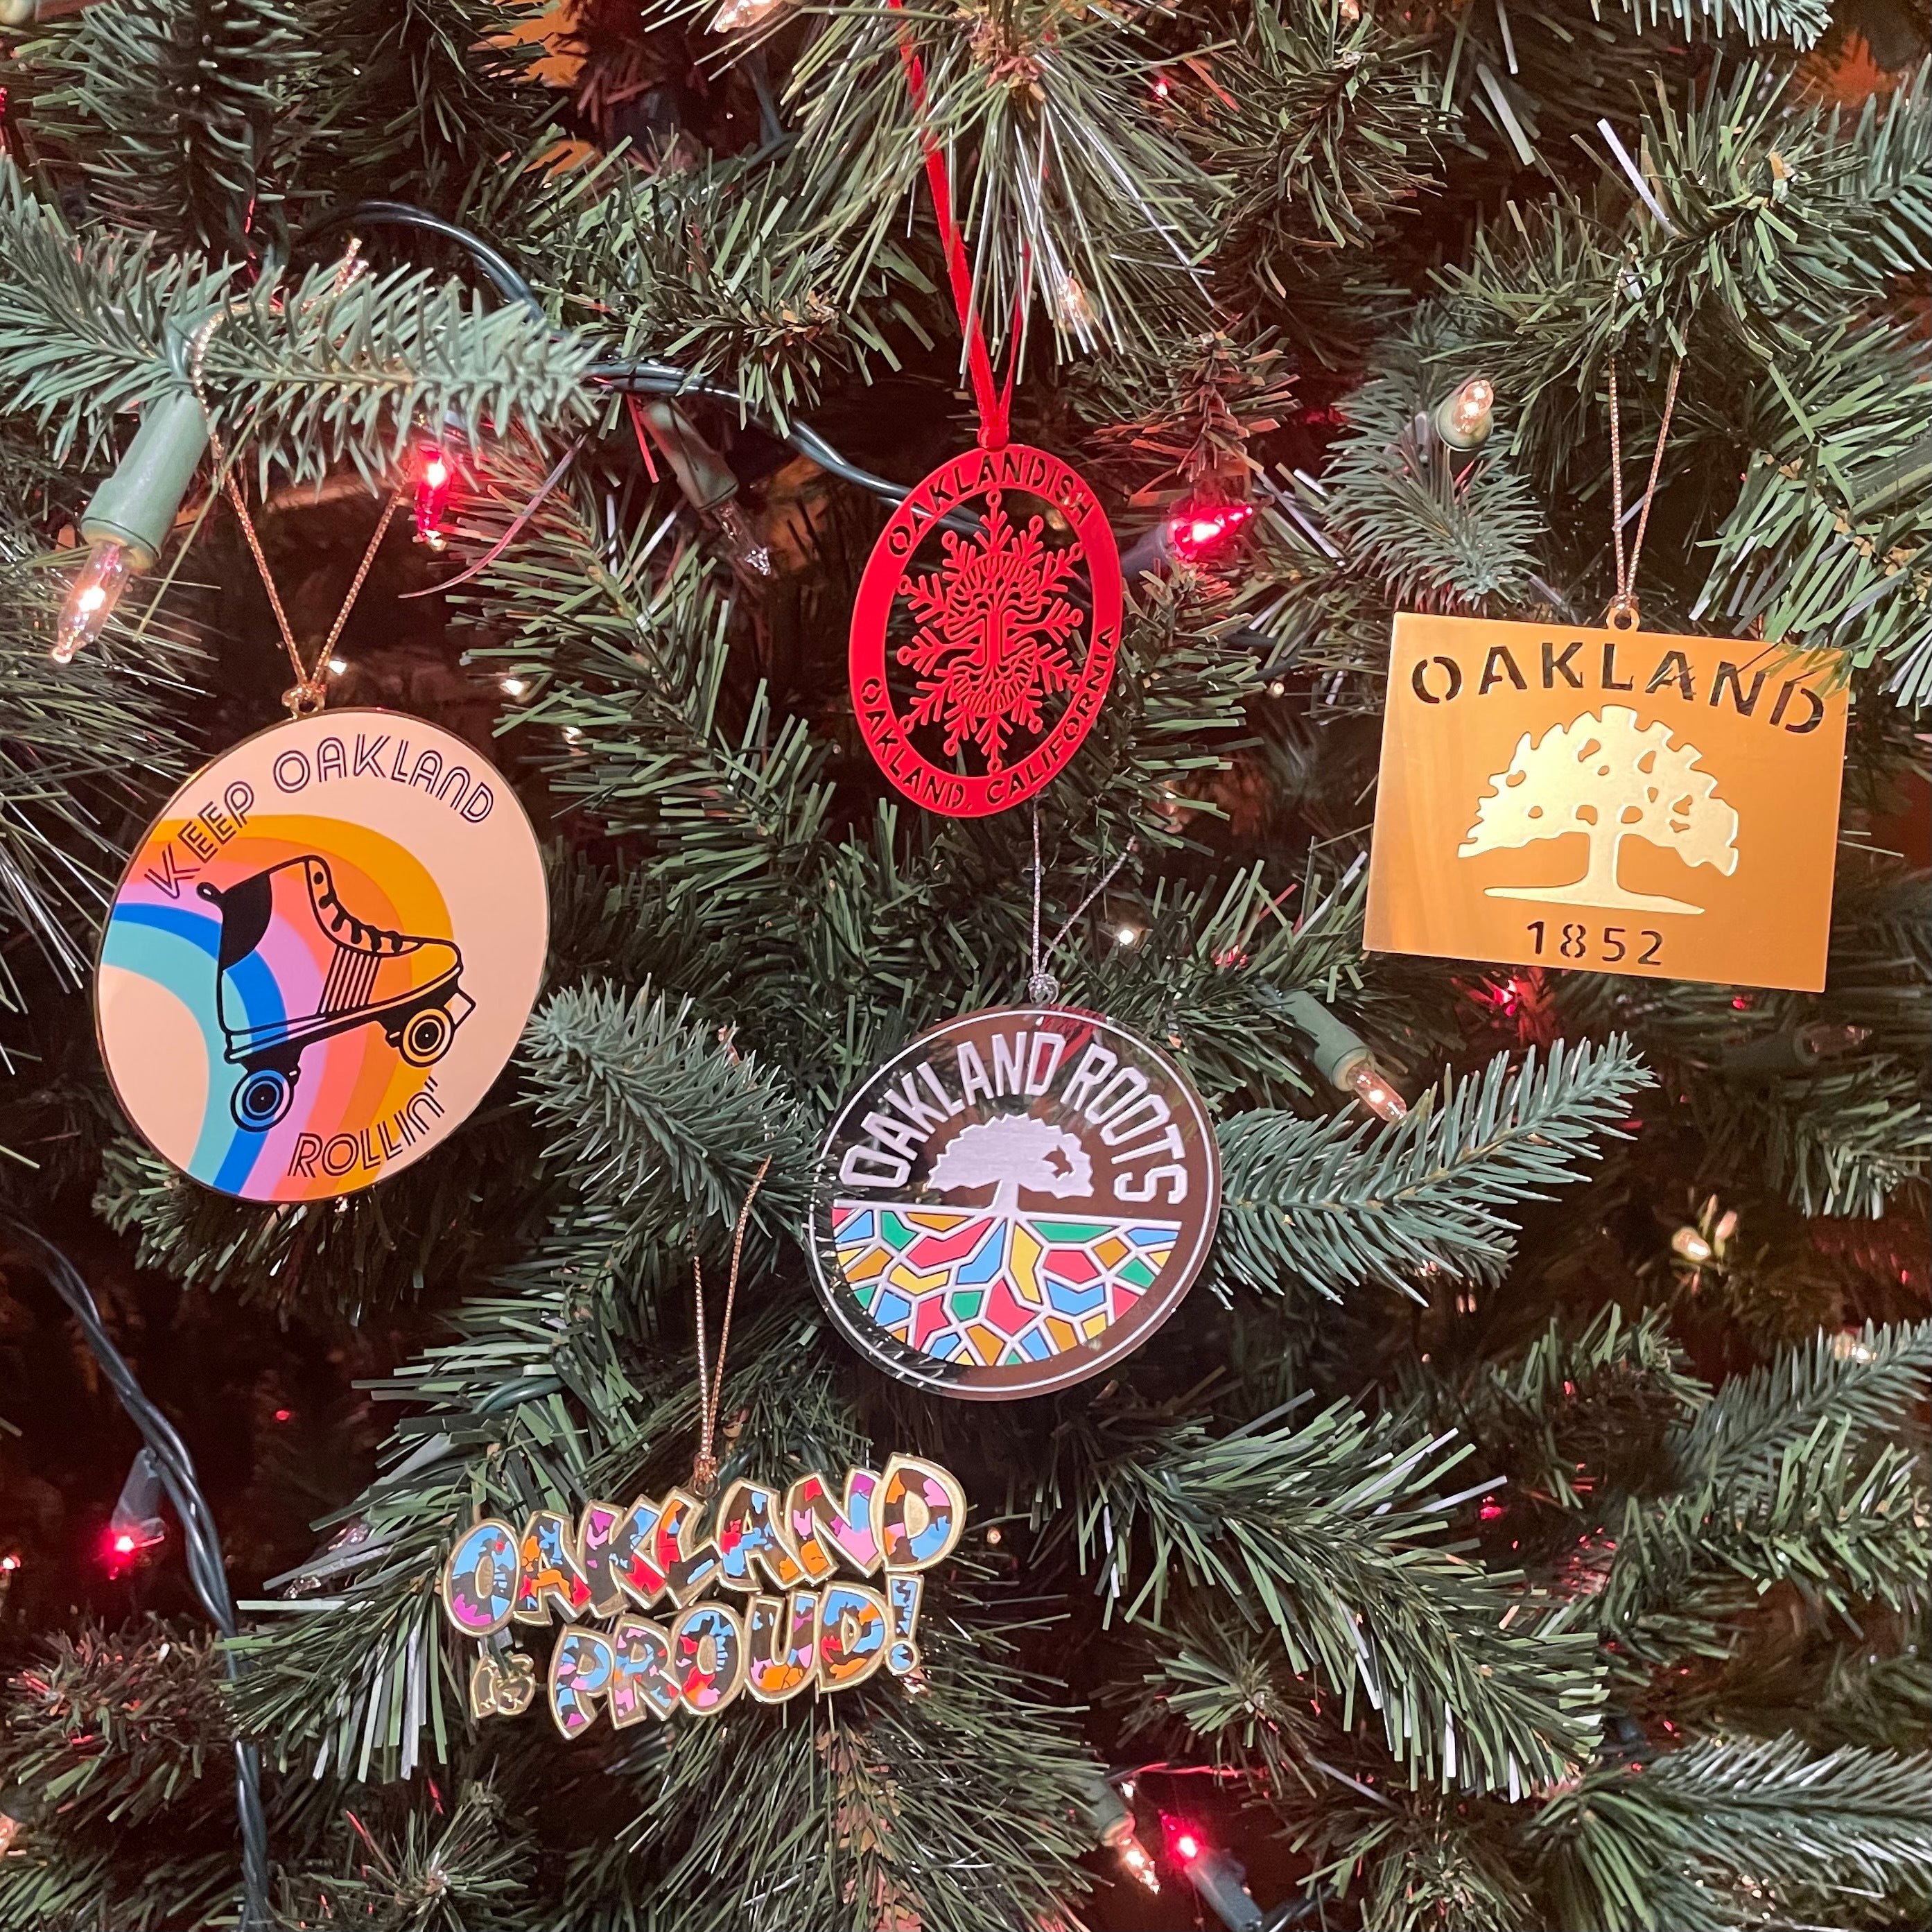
(808, 1007, 1220, 1398)
(851, 446, 1122, 817)
(96, 710, 547, 1201)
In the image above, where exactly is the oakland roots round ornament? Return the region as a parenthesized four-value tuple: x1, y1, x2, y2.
(850, 445, 1123, 817)
(808, 1007, 1220, 1397)
(96, 710, 547, 1201)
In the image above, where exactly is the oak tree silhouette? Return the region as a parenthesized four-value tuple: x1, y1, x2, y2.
(1460, 706, 1739, 914)
(927, 1116, 1093, 1211)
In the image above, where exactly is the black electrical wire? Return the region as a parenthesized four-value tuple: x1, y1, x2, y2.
(1, 1217, 272, 1931)
(299, 200, 541, 317)
(295, 200, 923, 512)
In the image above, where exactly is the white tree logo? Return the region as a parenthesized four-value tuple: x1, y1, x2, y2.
(926, 1115, 1093, 1211)
(1459, 706, 1739, 915)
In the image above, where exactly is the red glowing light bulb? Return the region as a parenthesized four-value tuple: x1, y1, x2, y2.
(415, 444, 453, 548)
(101, 1518, 164, 1576)
(1166, 500, 1253, 563)
(1479, 1499, 1505, 1522)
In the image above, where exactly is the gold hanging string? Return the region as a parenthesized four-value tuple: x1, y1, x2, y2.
(689, 1153, 774, 1499)
(1605, 354, 1682, 632)
(186, 247, 402, 716)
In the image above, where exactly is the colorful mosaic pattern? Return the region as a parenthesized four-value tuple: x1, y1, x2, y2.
(828, 1204, 1180, 1368)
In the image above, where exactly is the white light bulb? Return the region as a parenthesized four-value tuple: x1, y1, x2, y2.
(53, 542, 133, 663)
(1346, 1059, 1408, 1122)
(501, 676, 528, 699)
(713, 499, 774, 580)
(1054, 275, 1095, 330)
(1433, 376, 1497, 451)
(1796, 1021, 1872, 1061)
(1116, 1836, 1160, 1892)
(710, 0, 786, 28)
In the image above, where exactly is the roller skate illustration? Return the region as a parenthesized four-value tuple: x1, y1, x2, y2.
(196, 856, 473, 1131)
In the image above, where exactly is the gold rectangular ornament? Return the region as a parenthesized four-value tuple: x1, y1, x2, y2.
(1365, 614, 1849, 992)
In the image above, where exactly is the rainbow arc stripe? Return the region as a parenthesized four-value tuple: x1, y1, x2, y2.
(830, 1203, 1179, 1368)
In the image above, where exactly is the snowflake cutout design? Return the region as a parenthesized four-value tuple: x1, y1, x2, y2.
(896, 491, 1086, 770)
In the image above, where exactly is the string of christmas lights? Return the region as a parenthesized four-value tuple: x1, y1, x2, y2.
(0, 1218, 272, 1929)
(55, 201, 1267, 660)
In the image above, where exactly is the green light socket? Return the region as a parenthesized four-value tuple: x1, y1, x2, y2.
(1277, 988, 1373, 1091)
(1719, 1032, 1817, 1077)
(78, 389, 210, 570)
(638, 400, 740, 512)
(1068, 1768, 1131, 1844)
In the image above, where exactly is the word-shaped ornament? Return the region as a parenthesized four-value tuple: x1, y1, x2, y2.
(810, 1008, 1221, 1397)
(1366, 616, 1847, 991)
(96, 711, 548, 1199)
(441, 1456, 966, 1734)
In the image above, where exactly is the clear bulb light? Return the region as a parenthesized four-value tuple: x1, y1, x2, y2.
(711, 0, 786, 27)
(1347, 1058, 1408, 1122)
(1796, 1021, 1872, 1060)
(53, 541, 133, 663)
(1095, 1799, 1160, 1892)
(1433, 376, 1496, 451)
(713, 499, 774, 580)
(1112, 1832, 1161, 1892)
(1054, 275, 1095, 331)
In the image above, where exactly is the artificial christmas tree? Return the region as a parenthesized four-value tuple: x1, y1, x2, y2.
(0, 1, 1926, 1927)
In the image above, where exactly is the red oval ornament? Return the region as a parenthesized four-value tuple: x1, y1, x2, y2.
(850, 444, 1123, 817)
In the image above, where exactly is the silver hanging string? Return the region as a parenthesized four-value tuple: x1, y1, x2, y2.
(1025, 801, 1137, 1006)
(1027, 804, 1055, 1002)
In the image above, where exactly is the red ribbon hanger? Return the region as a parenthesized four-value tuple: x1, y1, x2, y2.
(886, 0, 1018, 451)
